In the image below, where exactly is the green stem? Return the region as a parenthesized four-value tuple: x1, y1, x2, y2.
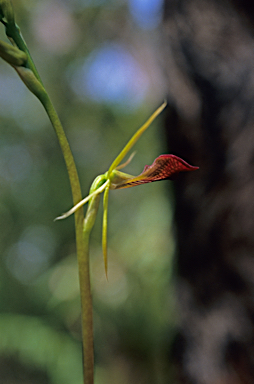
(40, 92, 95, 384)
(80, 229, 94, 384)
(2, 18, 95, 384)
(82, 193, 101, 384)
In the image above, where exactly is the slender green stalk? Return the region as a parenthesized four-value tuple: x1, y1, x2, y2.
(0, 7, 95, 383)
(80, 229, 94, 384)
(40, 93, 95, 384)
(81, 190, 102, 383)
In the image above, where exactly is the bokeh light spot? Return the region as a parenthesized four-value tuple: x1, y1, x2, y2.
(69, 44, 149, 108)
(5, 225, 57, 284)
(31, 1, 79, 54)
(128, 0, 164, 29)
(0, 143, 32, 182)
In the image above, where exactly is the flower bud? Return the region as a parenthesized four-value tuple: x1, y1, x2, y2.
(14, 66, 46, 101)
(0, 39, 26, 66)
(0, 0, 15, 25)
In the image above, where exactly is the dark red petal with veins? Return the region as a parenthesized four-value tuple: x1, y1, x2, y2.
(115, 154, 199, 189)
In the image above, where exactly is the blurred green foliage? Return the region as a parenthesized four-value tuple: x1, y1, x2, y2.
(0, 0, 175, 383)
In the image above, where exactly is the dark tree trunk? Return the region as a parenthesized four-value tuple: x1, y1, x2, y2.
(162, 1, 254, 383)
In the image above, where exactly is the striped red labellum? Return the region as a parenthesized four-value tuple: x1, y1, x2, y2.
(114, 154, 199, 189)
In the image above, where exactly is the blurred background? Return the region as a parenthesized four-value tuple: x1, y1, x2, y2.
(0, 1, 175, 383)
(2, 1, 254, 384)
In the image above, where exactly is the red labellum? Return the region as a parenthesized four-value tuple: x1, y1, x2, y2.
(114, 154, 199, 189)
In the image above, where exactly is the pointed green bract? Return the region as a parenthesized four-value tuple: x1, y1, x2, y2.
(108, 101, 167, 175)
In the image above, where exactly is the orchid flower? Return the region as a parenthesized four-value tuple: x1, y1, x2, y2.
(55, 101, 199, 275)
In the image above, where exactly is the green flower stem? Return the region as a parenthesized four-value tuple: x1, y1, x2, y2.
(79, 228, 94, 384)
(2, 16, 95, 384)
(81, 192, 101, 384)
(38, 90, 95, 384)
(79, 176, 105, 383)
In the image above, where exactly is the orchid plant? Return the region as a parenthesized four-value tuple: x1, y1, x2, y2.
(0, 2, 198, 383)
(56, 101, 199, 276)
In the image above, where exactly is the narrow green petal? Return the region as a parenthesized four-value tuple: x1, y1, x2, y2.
(102, 185, 110, 278)
(55, 180, 109, 220)
(108, 101, 167, 175)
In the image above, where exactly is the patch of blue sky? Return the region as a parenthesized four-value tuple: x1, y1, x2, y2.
(69, 44, 149, 109)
